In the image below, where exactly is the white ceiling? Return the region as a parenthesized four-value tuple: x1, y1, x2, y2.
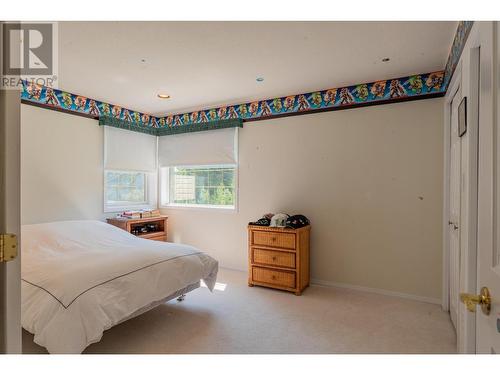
(58, 21, 457, 117)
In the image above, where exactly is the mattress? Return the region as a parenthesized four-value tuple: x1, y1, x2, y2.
(21, 220, 218, 354)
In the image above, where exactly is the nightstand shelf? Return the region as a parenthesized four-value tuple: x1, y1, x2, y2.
(107, 215, 168, 242)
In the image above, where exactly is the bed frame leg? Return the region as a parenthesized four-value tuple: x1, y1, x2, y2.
(177, 294, 186, 302)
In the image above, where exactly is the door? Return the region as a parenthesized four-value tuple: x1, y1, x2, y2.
(474, 21, 500, 354)
(449, 89, 462, 329)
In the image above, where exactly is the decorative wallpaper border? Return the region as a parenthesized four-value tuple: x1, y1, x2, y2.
(20, 80, 164, 128)
(443, 21, 474, 90)
(158, 71, 445, 128)
(21, 72, 445, 134)
(21, 21, 473, 135)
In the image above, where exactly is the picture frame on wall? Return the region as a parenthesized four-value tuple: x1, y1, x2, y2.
(458, 97, 467, 137)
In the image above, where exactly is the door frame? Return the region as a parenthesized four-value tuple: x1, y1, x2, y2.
(0, 21, 22, 353)
(442, 63, 461, 313)
(0, 88, 22, 354)
(442, 23, 481, 354)
(475, 20, 499, 354)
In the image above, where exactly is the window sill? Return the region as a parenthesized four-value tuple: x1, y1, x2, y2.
(104, 204, 156, 214)
(160, 203, 237, 213)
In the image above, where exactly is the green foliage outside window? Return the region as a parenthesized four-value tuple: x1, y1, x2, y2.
(171, 166, 235, 207)
(106, 171, 146, 203)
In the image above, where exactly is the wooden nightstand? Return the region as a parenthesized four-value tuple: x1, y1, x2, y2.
(248, 224, 310, 295)
(106, 215, 168, 242)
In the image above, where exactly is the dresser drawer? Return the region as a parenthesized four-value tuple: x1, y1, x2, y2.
(252, 230, 296, 249)
(252, 266, 296, 289)
(252, 248, 295, 268)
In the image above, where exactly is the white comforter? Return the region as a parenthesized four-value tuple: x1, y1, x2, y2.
(21, 220, 218, 354)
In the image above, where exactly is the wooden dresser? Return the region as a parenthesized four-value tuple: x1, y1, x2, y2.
(248, 224, 310, 295)
(106, 215, 168, 242)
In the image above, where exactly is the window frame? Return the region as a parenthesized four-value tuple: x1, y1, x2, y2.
(103, 169, 158, 213)
(160, 164, 238, 212)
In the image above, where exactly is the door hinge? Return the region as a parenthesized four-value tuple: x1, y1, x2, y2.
(0, 233, 18, 262)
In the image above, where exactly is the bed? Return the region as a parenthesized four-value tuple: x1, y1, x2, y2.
(21, 220, 218, 354)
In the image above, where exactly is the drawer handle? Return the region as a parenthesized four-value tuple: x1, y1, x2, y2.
(272, 256, 277, 261)
(271, 275, 276, 280)
(271, 237, 277, 242)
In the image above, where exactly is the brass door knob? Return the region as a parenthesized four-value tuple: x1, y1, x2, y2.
(460, 287, 491, 315)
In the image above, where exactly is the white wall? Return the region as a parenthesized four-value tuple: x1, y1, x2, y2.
(162, 98, 444, 301)
(21, 98, 444, 301)
(21, 105, 104, 224)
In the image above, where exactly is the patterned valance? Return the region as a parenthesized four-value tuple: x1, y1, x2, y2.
(156, 119, 243, 136)
(99, 116, 242, 136)
(98, 116, 158, 135)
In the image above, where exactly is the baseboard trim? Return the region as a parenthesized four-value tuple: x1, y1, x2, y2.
(310, 278, 441, 305)
(219, 267, 441, 305)
(220, 265, 246, 273)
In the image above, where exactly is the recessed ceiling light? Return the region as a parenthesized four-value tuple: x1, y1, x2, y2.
(157, 94, 171, 99)
(382, 57, 390, 62)
(256, 77, 264, 82)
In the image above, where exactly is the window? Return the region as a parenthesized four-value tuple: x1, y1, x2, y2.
(104, 170, 157, 212)
(158, 128, 238, 210)
(105, 170, 146, 204)
(161, 165, 237, 209)
(103, 126, 158, 212)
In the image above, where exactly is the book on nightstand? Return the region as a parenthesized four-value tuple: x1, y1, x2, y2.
(119, 209, 161, 219)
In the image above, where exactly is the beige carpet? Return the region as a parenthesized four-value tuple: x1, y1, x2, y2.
(23, 268, 456, 354)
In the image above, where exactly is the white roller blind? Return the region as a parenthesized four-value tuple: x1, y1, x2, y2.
(104, 126, 157, 171)
(158, 128, 238, 167)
